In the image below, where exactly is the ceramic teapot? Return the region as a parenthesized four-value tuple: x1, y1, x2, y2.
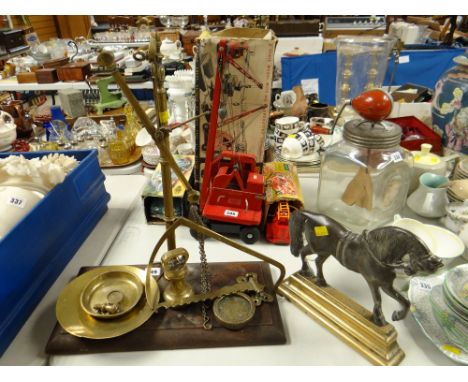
(160, 38, 182, 60)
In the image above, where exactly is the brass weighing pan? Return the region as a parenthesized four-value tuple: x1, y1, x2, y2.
(56, 265, 159, 339)
(213, 292, 256, 330)
(80, 270, 144, 319)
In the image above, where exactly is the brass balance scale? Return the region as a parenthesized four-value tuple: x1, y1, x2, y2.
(51, 33, 413, 365)
(53, 33, 286, 346)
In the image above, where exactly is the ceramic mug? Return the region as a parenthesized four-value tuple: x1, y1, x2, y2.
(281, 135, 303, 160)
(274, 116, 300, 134)
(275, 91, 296, 108)
(273, 127, 289, 146)
(307, 103, 332, 119)
(291, 129, 317, 154)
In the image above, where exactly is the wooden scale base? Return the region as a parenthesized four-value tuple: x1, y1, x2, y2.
(278, 272, 405, 366)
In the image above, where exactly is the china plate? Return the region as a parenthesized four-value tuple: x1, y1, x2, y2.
(276, 152, 321, 164)
(444, 264, 468, 308)
(430, 285, 468, 351)
(409, 272, 468, 365)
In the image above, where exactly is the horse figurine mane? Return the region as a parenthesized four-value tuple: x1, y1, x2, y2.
(289, 209, 442, 326)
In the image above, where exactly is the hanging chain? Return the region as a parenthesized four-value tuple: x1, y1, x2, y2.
(188, 205, 212, 329)
(198, 232, 212, 330)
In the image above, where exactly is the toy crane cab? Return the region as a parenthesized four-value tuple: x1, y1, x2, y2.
(196, 38, 267, 244)
(201, 150, 264, 244)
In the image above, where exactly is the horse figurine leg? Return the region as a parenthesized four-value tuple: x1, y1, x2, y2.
(315, 253, 331, 287)
(298, 244, 315, 277)
(365, 279, 387, 326)
(380, 282, 411, 321)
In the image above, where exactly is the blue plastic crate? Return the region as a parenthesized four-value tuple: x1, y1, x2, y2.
(0, 150, 110, 356)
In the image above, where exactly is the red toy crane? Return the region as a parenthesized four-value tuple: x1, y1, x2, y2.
(199, 39, 267, 244)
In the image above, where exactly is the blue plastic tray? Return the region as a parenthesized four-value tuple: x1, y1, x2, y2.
(0, 150, 110, 356)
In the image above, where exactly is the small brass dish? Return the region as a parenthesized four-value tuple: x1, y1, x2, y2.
(57, 266, 159, 339)
(80, 270, 144, 319)
(213, 292, 256, 330)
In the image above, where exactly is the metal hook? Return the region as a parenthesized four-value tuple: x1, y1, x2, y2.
(68, 40, 79, 61)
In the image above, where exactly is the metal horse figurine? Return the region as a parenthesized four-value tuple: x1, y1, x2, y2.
(289, 210, 443, 326)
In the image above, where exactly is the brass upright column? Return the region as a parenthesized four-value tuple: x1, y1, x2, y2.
(107, 33, 201, 252)
(160, 132, 176, 250)
(151, 33, 175, 251)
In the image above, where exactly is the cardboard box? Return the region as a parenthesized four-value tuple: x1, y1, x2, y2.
(141, 155, 195, 223)
(262, 161, 304, 225)
(195, 28, 276, 184)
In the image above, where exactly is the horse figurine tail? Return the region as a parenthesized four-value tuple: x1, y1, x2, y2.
(289, 210, 306, 257)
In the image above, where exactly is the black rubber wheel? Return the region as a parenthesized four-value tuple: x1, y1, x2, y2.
(240, 227, 260, 245)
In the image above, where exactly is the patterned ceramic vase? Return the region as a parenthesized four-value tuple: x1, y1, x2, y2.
(432, 55, 468, 154)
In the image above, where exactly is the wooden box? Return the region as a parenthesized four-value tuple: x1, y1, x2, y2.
(57, 62, 91, 82)
(16, 72, 37, 83)
(181, 30, 202, 56)
(42, 57, 69, 69)
(35, 68, 59, 83)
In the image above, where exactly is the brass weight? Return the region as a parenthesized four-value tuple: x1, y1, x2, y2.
(161, 248, 193, 304)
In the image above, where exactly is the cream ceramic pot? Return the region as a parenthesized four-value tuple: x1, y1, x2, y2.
(409, 144, 450, 193)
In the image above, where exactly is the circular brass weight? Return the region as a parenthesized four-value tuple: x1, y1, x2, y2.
(213, 293, 256, 330)
(56, 266, 159, 339)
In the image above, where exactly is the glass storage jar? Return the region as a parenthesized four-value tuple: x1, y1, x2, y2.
(317, 119, 412, 232)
